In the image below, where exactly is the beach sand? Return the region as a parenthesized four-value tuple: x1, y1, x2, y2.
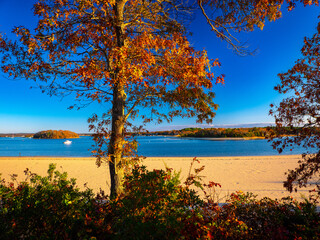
(0, 155, 311, 201)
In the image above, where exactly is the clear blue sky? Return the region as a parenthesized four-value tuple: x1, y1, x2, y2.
(0, 1, 319, 133)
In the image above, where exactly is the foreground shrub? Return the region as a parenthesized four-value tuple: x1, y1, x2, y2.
(107, 160, 320, 239)
(0, 164, 108, 239)
(107, 165, 207, 239)
(223, 191, 320, 239)
(1, 160, 320, 239)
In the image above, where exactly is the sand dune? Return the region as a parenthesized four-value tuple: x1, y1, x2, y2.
(0, 155, 310, 201)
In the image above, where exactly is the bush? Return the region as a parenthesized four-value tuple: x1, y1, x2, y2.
(222, 191, 320, 239)
(0, 164, 108, 239)
(107, 165, 207, 239)
(1, 161, 320, 239)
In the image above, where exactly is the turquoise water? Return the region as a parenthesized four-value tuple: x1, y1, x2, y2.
(0, 136, 306, 157)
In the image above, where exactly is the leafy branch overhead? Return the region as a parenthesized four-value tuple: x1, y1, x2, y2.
(0, 0, 315, 123)
(270, 19, 320, 196)
(0, 0, 221, 126)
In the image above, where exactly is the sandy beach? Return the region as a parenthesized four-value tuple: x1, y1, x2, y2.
(0, 155, 311, 201)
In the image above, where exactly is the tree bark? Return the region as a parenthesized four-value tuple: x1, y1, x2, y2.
(108, 0, 127, 198)
(108, 84, 126, 197)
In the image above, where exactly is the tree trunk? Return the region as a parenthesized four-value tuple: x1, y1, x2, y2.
(108, 84, 126, 197)
(108, 0, 127, 198)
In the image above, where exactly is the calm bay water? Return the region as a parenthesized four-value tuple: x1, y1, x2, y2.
(0, 136, 306, 157)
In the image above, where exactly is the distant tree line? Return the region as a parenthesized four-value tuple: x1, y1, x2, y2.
(180, 127, 268, 138)
(0, 133, 34, 138)
(180, 127, 271, 138)
(140, 127, 273, 138)
(147, 126, 320, 138)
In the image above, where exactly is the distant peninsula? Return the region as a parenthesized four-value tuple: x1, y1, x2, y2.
(178, 127, 269, 138)
(33, 130, 79, 139)
(139, 127, 273, 139)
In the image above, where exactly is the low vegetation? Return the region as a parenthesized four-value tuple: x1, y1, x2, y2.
(1, 160, 319, 240)
(33, 130, 79, 139)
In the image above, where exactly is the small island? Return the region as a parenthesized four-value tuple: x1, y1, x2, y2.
(33, 130, 79, 139)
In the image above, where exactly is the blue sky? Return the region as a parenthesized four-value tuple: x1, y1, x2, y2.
(0, 1, 319, 133)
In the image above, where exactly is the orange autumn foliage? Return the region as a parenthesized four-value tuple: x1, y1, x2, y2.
(270, 19, 320, 198)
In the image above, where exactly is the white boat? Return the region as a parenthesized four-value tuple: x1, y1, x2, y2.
(64, 140, 72, 145)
